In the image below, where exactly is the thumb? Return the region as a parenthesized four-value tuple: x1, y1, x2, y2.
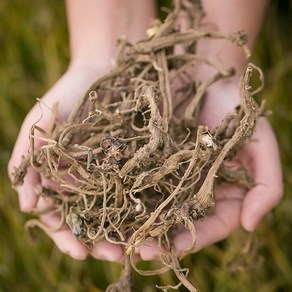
(241, 183, 282, 231)
(240, 119, 283, 231)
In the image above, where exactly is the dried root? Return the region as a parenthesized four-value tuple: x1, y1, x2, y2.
(12, 1, 264, 291)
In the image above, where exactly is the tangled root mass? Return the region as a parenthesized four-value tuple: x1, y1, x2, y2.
(12, 1, 264, 291)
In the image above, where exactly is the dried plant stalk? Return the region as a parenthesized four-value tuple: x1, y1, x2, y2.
(12, 1, 264, 291)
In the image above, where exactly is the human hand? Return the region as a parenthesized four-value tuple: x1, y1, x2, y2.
(136, 78, 283, 260)
(8, 65, 123, 261)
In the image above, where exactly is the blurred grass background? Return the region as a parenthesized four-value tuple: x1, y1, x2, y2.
(0, 0, 291, 291)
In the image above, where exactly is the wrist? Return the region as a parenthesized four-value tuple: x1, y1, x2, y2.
(68, 57, 112, 79)
(68, 52, 113, 75)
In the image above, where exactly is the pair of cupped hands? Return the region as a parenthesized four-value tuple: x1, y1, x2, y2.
(8, 63, 283, 261)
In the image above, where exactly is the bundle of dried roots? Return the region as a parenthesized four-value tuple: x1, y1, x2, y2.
(12, 1, 264, 291)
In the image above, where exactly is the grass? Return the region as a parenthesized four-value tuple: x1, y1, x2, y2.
(1, 0, 292, 291)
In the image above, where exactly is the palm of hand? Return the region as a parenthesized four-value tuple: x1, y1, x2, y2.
(9, 68, 282, 262)
(137, 79, 282, 260)
(8, 67, 123, 261)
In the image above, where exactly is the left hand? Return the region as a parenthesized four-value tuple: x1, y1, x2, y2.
(136, 78, 283, 260)
(8, 65, 124, 261)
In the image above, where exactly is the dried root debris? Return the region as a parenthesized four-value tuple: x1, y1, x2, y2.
(12, 1, 264, 291)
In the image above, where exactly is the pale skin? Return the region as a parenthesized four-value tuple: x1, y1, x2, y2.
(8, 0, 283, 261)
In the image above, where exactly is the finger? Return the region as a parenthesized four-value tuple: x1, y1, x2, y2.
(39, 176, 124, 262)
(8, 81, 66, 211)
(135, 188, 243, 259)
(170, 182, 244, 255)
(14, 168, 39, 212)
(8, 117, 41, 212)
(173, 197, 242, 255)
(241, 119, 283, 231)
(44, 227, 89, 260)
(36, 193, 123, 262)
(135, 238, 160, 261)
(134, 184, 245, 259)
(90, 241, 124, 262)
(136, 197, 242, 258)
(35, 197, 89, 260)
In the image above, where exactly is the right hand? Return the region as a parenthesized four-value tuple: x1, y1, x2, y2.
(8, 64, 124, 261)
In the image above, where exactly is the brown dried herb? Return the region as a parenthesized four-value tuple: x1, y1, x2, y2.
(12, 1, 264, 291)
